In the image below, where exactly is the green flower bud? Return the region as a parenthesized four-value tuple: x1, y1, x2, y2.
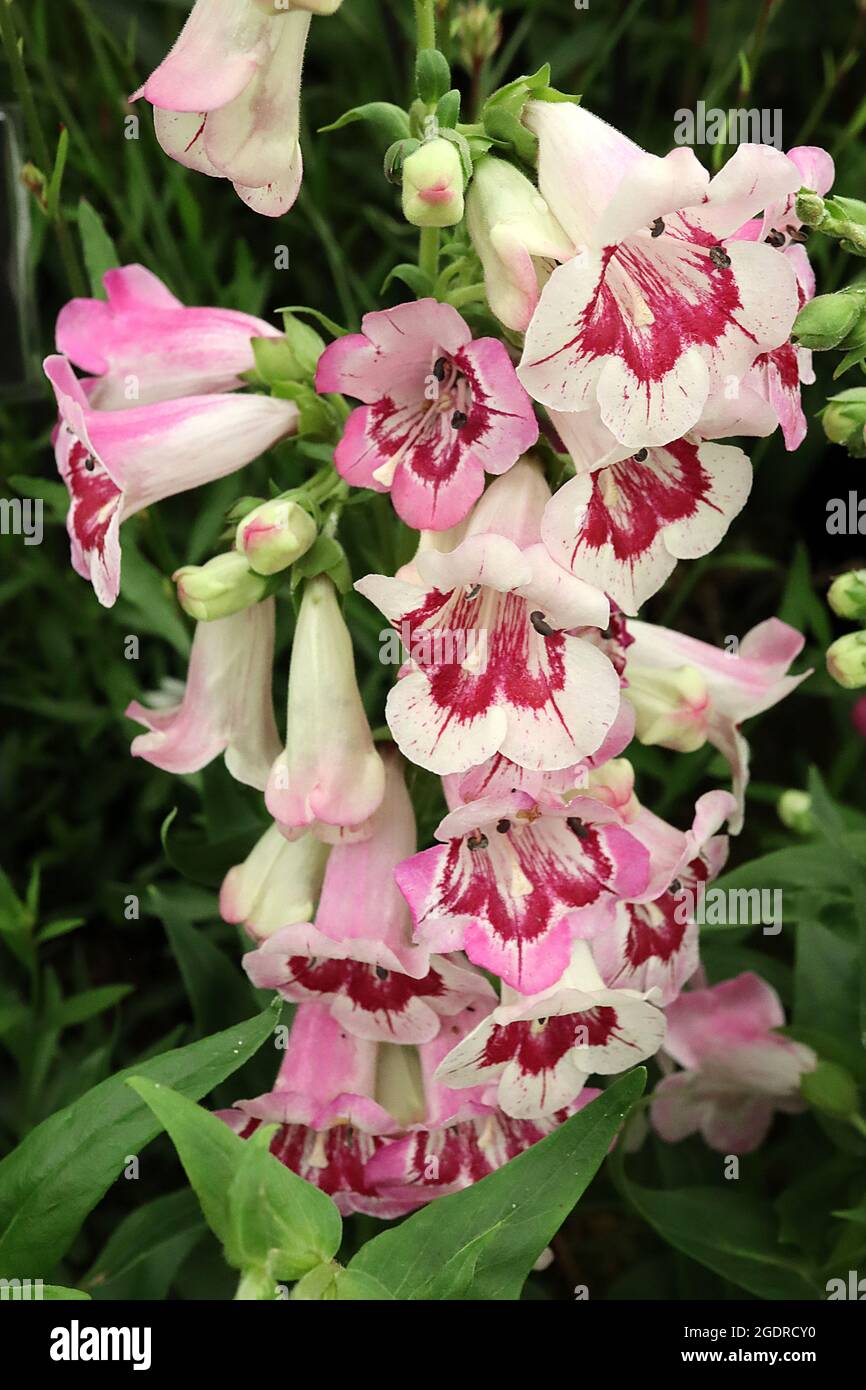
(401, 137, 464, 228)
(236, 498, 318, 576)
(792, 291, 863, 350)
(827, 630, 866, 690)
(801, 1060, 860, 1121)
(450, 2, 502, 71)
(822, 388, 866, 456)
(794, 191, 826, 227)
(174, 552, 269, 622)
(828, 569, 866, 622)
(777, 789, 814, 835)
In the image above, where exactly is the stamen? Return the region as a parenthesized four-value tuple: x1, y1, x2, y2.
(650, 217, 665, 237)
(451, 410, 468, 429)
(467, 831, 489, 851)
(709, 245, 731, 269)
(765, 228, 786, 248)
(530, 610, 555, 637)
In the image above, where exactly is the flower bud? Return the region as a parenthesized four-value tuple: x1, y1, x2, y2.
(822, 388, 866, 456)
(793, 291, 863, 350)
(777, 789, 813, 835)
(451, 2, 502, 71)
(466, 156, 573, 330)
(627, 665, 710, 752)
(174, 552, 269, 622)
(794, 191, 826, 227)
(402, 137, 464, 228)
(236, 498, 317, 576)
(827, 569, 866, 622)
(827, 630, 866, 690)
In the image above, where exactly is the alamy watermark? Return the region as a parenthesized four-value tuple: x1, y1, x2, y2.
(674, 100, 782, 149)
(0, 497, 43, 546)
(379, 621, 488, 672)
(674, 884, 783, 935)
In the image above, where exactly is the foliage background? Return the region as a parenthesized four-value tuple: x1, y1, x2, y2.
(1, 0, 865, 1299)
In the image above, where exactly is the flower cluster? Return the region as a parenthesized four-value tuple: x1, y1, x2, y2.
(43, 13, 824, 1215)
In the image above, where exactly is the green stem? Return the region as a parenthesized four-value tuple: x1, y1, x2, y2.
(418, 226, 441, 283)
(0, 0, 86, 296)
(413, 0, 436, 53)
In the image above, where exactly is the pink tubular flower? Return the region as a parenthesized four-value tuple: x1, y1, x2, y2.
(650, 972, 816, 1153)
(541, 411, 753, 614)
(315, 298, 539, 530)
(587, 770, 737, 1005)
(131, 1, 333, 217)
(434, 940, 665, 1119)
(395, 781, 650, 995)
(126, 599, 281, 790)
(257, 748, 430, 978)
(220, 1002, 599, 1216)
(44, 354, 297, 608)
(517, 103, 801, 449)
(265, 575, 386, 842)
(355, 461, 621, 775)
(219, 824, 330, 941)
(55, 264, 281, 408)
(625, 617, 810, 832)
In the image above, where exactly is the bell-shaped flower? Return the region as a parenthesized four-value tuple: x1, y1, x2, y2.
(434, 940, 666, 1118)
(266, 575, 386, 841)
(541, 406, 754, 615)
(625, 617, 810, 831)
(355, 461, 620, 775)
(315, 297, 538, 530)
(466, 156, 574, 331)
(220, 823, 330, 940)
(55, 263, 282, 408)
(395, 774, 650, 995)
(44, 355, 297, 607)
(517, 102, 801, 449)
(650, 972, 815, 1153)
(402, 138, 465, 228)
(126, 599, 281, 789)
(132, 1, 329, 216)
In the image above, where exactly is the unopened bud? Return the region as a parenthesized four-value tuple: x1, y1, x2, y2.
(174, 552, 269, 622)
(822, 388, 866, 456)
(450, 2, 502, 71)
(793, 291, 863, 350)
(402, 137, 464, 228)
(236, 498, 317, 576)
(827, 630, 866, 690)
(777, 789, 813, 835)
(827, 569, 866, 622)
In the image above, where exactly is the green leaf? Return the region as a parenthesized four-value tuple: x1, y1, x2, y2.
(350, 1069, 645, 1299)
(292, 1262, 394, 1300)
(0, 1003, 277, 1277)
(152, 888, 257, 1037)
(319, 102, 411, 145)
(380, 263, 434, 298)
(53, 983, 133, 1029)
(614, 1178, 820, 1300)
(225, 1126, 342, 1282)
(82, 1190, 204, 1300)
(77, 198, 120, 299)
(127, 1083, 341, 1283)
(416, 48, 451, 104)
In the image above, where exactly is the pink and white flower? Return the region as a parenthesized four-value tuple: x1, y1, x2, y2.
(355, 461, 621, 775)
(395, 781, 650, 995)
(132, 1, 334, 217)
(625, 617, 810, 832)
(44, 354, 297, 607)
(650, 972, 815, 1153)
(219, 823, 330, 940)
(435, 939, 665, 1118)
(126, 599, 281, 790)
(517, 103, 801, 449)
(55, 264, 281, 408)
(266, 575, 386, 842)
(315, 298, 539, 530)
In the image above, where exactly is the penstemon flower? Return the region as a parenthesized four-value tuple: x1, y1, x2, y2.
(356, 460, 621, 773)
(132, 0, 342, 216)
(517, 102, 801, 448)
(650, 973, 816, 1153)
(126, 599, 281, 789)
(315, 297, 539, 529)
(219, 823, 330, 941)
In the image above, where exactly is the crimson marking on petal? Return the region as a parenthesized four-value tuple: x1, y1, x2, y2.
(283, 957, 447, 1035)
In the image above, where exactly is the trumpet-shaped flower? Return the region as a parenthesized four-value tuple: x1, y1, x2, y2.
(518, 103, 801, 449)
(315, 297, 538, 530)
(355, 461, 620, 775)
(266, 575, 386, 841)
(220, 823, 330, 940)
(650, 972, 815, 1152)
(126, 599, 281, 789)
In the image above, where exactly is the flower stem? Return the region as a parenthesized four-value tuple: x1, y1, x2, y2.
(413, 0, 436, 53)
(419, 226, 441, 284)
